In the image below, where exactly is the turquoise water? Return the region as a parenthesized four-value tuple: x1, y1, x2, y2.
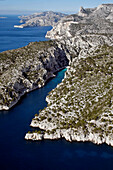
(0, 16, 113, 170)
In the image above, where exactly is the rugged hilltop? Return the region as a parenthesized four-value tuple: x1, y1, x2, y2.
(25, 4, 113, 146)
(14, 11, 67, 28)
(46, 4, 113, 39)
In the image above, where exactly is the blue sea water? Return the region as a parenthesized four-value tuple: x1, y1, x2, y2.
(0, 15, 113, 170)
(0, 15, 52, 52)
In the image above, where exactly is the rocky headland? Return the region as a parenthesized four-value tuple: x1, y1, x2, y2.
(0, 4, 113, 147)
(0, 40, 69, 110)
(25, 4, 113, 147)
(14, 11, 67, 28)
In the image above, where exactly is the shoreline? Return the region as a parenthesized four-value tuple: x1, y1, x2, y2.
(24, 44, 113, 147)
(25, 130, 113, 147)
(0, 66, 67, 111)
(14, 25, 24, 28)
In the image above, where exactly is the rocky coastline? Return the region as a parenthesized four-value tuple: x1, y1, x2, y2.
(14, 25, 24, 28)
(14, 11, 67, 28)
(25, 43, 113, 147)
(0, 40, 69, 110)
(25, 130, 113, 147)
(25, 4, 113, 147)
(0, 4, 113, 147)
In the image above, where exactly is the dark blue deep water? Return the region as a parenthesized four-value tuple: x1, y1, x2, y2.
(0, 16, 113, 170)
(0, 15, 52, 52)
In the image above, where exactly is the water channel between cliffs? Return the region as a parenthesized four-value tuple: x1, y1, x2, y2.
(0, 15, 113, 170)
(0, 68, 113, 170)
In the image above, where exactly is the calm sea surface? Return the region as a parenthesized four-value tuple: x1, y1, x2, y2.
(0, 15, 113, 170)
(0, 15, 52, 52)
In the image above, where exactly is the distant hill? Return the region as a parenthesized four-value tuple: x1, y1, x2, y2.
(46, 4, 113, 39)
(14, 11, 67, 28)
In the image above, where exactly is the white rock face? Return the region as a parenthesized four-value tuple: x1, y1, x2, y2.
(0, 41, 69, 110)
(78, 6, 88, 17)
(25, 5, 113, 147)
(0, 105, 9, 110)
(25, 133, 43, 140)
(46, 4, 113, 40)
(46, 21, 74, 39)
(14, 25, 23, 28)
(25, 129, 113, 146)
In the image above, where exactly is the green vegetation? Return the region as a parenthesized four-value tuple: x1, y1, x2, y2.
(0, 39, 68, 108)
(32, 44, 113, 138)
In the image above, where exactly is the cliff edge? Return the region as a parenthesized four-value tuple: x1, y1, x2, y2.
(25, 4, 113, 147)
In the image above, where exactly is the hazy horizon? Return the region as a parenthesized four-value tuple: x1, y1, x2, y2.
(0, 0, 113, 15)
(0, 9, 77, 16)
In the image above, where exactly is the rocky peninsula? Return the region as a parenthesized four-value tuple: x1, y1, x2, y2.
(14, 11, 67, 28)
(0, 40, 69, 110)
(25, 4, 113, 147)
(0, 4, 113, 147)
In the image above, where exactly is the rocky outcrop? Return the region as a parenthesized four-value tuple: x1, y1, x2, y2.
(25, 130, 113, 147)
(26, 44, 113, 147)
(78, 6, 88, 17)
(46, 4, 113, 39)
(25, 4, 113, 147)
(1, 3, 113, 147)
(14, 11, 67, 28)
(0, 40, 70, 110)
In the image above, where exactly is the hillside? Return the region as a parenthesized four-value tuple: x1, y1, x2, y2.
(26, 44, 113, 146)
(14, 11, 67, 28)
(0, 4, 113, 146)
(0, 41, 69, 110)
(25, 4, 113, 146)
(46, 4, 113, 38)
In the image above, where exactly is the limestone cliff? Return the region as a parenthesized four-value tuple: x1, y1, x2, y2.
(0, 40, 69, 110)
(25, 4, 113, 147)
(26, 44, 113, 147)
(14, 11, 67, 28)
(46, 4, 113, 39)
(0, 4, 113, 147)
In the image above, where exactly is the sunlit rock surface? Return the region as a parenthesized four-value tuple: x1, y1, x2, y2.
(25, 4, 113, 147)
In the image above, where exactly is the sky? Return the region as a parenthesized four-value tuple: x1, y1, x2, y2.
(0, 0, 113, 15)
